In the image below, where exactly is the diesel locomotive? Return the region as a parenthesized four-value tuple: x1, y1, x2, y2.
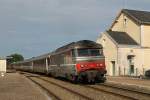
(12, 40, 106, 83)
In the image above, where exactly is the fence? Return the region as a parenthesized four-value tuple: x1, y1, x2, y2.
(118, 67, 146, 77)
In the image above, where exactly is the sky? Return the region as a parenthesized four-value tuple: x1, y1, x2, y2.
(0, 0, 150, 58)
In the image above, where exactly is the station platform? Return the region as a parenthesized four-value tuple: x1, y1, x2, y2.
(0, 72, 49, 100)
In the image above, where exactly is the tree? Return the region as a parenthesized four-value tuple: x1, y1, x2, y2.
(7, 53, 24, 64)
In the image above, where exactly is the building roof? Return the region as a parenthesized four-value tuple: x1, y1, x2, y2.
(122, 9, 150, 25)
(110, 9, 150, 29)
(106, 31, 138, 45)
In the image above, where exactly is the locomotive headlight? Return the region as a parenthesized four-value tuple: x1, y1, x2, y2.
(96, 63, 103, 67)
(84, 64, 88, 67)
(81, 65, 84, 68)
(100, 64, 103, 66)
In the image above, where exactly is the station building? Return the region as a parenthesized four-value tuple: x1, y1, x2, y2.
(97, 9, 150, 76)
(0, 58, 6, 73)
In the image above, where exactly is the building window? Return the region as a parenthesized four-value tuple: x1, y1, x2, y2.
(124, 18, 127, 26)
(111, 61, 115, 76)
(102, 39, 106, 47)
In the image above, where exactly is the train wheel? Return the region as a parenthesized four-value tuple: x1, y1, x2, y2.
(95, 74, 106, 83)
(71, 75, 78, 84)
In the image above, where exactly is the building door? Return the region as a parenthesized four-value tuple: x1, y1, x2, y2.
(127, 55, 135, 76)
(111, 61, 115, 76)
(130, 65, 134, 75)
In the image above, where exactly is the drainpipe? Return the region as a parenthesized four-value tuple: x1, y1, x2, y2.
(140, 25, 142, 46)
(140, 25, 144, 76)
(116, 45, 119, 76)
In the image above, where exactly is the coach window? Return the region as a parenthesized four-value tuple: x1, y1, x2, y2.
(72, 49, 76, 57)
(47, 57, 50, 65)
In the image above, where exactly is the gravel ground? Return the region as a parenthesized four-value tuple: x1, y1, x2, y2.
(30, 77, 86, 100)
(0, 72, 50, 100)
(39, 76, 131, 100)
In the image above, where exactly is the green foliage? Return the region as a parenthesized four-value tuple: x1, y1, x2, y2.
(7, 53, 24, 64)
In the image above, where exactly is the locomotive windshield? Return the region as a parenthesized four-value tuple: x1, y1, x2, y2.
(77, 48, 102, 57)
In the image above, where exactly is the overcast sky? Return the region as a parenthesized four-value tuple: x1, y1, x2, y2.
(0, 0, 150, 58)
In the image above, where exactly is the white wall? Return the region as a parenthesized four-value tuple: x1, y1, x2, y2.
(97, 33, 118, 76)
(0, 59, 6, 72)
(141, 25, 150, 47)
(117, 47, 150, 76)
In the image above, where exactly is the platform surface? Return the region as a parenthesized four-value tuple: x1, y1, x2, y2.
(0, 72, 50, 100)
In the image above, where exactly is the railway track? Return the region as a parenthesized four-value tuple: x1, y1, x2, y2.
(37, 77, 92, 100)
(84, 83, 150, 100)
(83, 85, 137, 100)
(21, 72, 150, 100)
(103, 83, 150, 96)
(23, 73, 92, 100)
(27, 76, 61, 100)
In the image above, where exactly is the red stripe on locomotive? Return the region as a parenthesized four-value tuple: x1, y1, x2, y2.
(76, 61, 105, 72)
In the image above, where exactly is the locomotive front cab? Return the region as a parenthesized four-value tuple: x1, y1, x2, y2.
(73, 48, 106, 83)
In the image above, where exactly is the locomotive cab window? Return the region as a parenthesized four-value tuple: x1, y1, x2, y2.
(78, 49, 89, 56)
(90, 49, 100, 56)
(77, 49, 102, 57)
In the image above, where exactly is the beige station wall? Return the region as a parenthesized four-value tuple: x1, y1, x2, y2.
(111, 14, 124, 32)
(141, 25, 150, 47)
(97, 32, 150, 76)
(111, 13, 141, 45)
(118, 47, 150, 76)
(0, 59, 6, 72)
(143, 49, 150, 71)
(118, 47, 144, 76)
(96, 33, 117, 76)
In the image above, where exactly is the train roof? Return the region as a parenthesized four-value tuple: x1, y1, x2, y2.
(13, 40, 102, 64)
(13, 52, 51, 64)
(55, 40, 102, 53)
(75, 40, 103, 49)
